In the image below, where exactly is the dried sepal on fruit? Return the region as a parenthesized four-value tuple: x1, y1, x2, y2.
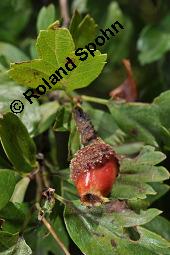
(70, 106, 119, 206)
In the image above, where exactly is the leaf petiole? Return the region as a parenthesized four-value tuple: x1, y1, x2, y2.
(81, 95, 108, 105)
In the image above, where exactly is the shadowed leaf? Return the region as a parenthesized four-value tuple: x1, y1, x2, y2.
(0, 113, 37, 172)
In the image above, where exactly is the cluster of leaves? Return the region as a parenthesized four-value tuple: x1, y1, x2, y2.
(0, 1, 170, 255)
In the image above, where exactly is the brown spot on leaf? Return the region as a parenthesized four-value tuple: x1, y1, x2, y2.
(33, 71, 39, 77)
(92, 231, 105, 237)
(126, 227, 140, 241)
(111, 239, 117, 247)
(0, 219, 5, 230)
(130, 128, 138, 136)
(14, 60, 30, 64)
(105, 200, 127, 213)
(48, 20, 61, 30)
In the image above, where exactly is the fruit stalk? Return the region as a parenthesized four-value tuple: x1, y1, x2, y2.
(72, 106, 97, 146)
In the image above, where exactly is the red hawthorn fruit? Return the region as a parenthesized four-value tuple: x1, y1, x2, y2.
(70, 138, 119, 206)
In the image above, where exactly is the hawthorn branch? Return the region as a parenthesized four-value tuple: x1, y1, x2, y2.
(59, 0, 70, 27)
(35, 153, 51, 203)
(35, 202, 70, 255)
(54, 193, 68, 204)
(42, 217, 70, 255)
(35, 170, 43, 202)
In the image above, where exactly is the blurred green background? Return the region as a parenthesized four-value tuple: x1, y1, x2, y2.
(1, 0, 170, 102)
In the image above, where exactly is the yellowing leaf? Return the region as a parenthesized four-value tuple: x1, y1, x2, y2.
(9, 26, 107, 92)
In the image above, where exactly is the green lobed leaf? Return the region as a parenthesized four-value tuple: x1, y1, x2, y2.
(69, 11, 82, 41)
(104, 2, 133, 64)
(18, 100, 59, 137)
(144, 215, 170, 241)
(0, 231, 18, 252)
(84, 103, 143, 155)
(153, 90, 170, 130)
(0, 138, 12, 169)
(115, 142, 144, 155)
(37, 4, 56, 32)
(111, 146, 169, 200)
(108, 91, 170, 149)
(0, 151, 11, 169)
(83, 104, 121, 146)
(129, 182, 170, 211)
(29, 39, 38, 59)
(108, 101, 158, 147)
(64, 200, 169, 255)
(0, 70, 41, 136)
(0, 202, 30, 234)
(69, 12, 98, 48)
(138, 14, 170, 64)
(0, 82, 25, 114)
(0, 202, 29, 222)
(0, 0, 32, 42)
(10, 177, 30, 203)
(116, 226, 170, 255)
(62, 179, 78, 201)
(18, 99, 41, 137)
(111, 181, 156, 200)
(145, 182, 170, 205)
(9, 26, 107, 92)
(36, 101, 60, 135)
(101, 208, 161, 228)
(53, 105, 72, 132)
(0, 113, 37, 172)
(68, 118, 81, 159)
(0, 42, 29, 66)
(0, 169, 16, 210)
(0, 237, 32, 255)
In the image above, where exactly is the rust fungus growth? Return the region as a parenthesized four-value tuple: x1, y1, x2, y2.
(70, 106, 119, 206)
